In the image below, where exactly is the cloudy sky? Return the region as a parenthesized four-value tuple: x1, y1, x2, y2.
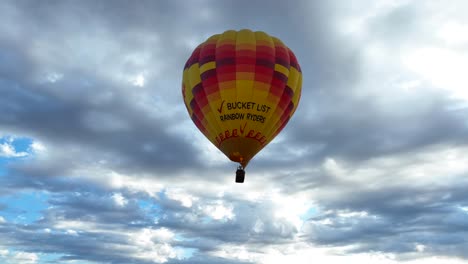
(1, 0, 468, 263)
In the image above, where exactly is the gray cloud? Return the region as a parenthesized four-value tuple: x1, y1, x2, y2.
(303, 182, 468, 258)
(288, 90, 468, 164)
(294, 145, 468, 258)
(0, 0, 205, 178)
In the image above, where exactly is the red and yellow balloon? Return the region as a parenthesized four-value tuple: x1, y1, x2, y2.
(182, 29, 302, 174)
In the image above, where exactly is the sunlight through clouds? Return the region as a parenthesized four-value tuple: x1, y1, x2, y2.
(403, 47, 468, 101)
(437, 21, 468, 46)
(131, 73, 146, 87)
(112, 193, 128, 207)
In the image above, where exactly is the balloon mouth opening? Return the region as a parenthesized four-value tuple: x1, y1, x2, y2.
(229, 152, 248, 168)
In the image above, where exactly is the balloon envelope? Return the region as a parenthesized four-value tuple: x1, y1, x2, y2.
(182, 29, 302, 168)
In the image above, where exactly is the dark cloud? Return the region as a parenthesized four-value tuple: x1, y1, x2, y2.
(44, 192, 150, 225)
(301, 166, 468, 258)
(0, 225, 164, 264)
(0, 1, 203, 177)
(290, 92, 468, 163)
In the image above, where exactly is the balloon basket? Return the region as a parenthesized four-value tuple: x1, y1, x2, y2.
(235, 165, 245, 183)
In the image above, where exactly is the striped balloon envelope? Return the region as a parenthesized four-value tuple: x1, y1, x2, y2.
(182, 29, 302, 181)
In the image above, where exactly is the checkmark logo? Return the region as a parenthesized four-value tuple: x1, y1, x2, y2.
(240, 122, 247, 135)
(217, 100, 225, 113)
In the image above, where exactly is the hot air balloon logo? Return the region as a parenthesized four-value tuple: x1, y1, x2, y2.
(182, 29, 302, 182)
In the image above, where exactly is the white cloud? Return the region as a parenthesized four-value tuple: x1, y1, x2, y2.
(403, 47, 468, 101)
(9, 252, 39, 264)
(66, 229, 78, 236)
(253, 219, 265, 233)
(201, 200, 234, 221)
(257, 244, 467, 264)
(72, 167, 166, 197)
(415, 244, 426, 253)
(0, 216, 6, 224)
(212, 244, 255, 262)
(131, 228, 177, 263)
(0, 140, 28, 158)
(133, 228, 175, 245)
(30, 141, 46, 153)
(44, 72, 63, 83)
(131, 73, 146, 87)
(338, 1, 468, 105)
(337, 210, 369, 218)
(438, 22, 468, 46)
(323, 158, 346, 178)
(53, 220, 97, 232)
(112, 193, 128, 207)
(270, 191, 313, 231)
(165, 188, 198, 208)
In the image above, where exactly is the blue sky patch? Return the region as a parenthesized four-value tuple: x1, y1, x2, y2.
(0, 136, 33, 156)
(300, 207, 317, 221)
(0, 191, 49, 224)
(0, 136, 34, 176)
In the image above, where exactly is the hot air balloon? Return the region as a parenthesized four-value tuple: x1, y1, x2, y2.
(182, 29, 302, 183)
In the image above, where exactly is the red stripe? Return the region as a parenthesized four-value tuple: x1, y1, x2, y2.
(184, 46, 201, 69)
(237, 64, 255, 73)
(199, 43, 216, 64)
(288, 49, 301, 72)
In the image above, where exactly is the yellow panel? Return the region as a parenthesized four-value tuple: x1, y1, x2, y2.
(237, 29, 255, 45)
(188, 64, 201, 89)
(274, 64, 290, 77)
(182, 70, 193, 116)
(200, 61, 216, 74)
